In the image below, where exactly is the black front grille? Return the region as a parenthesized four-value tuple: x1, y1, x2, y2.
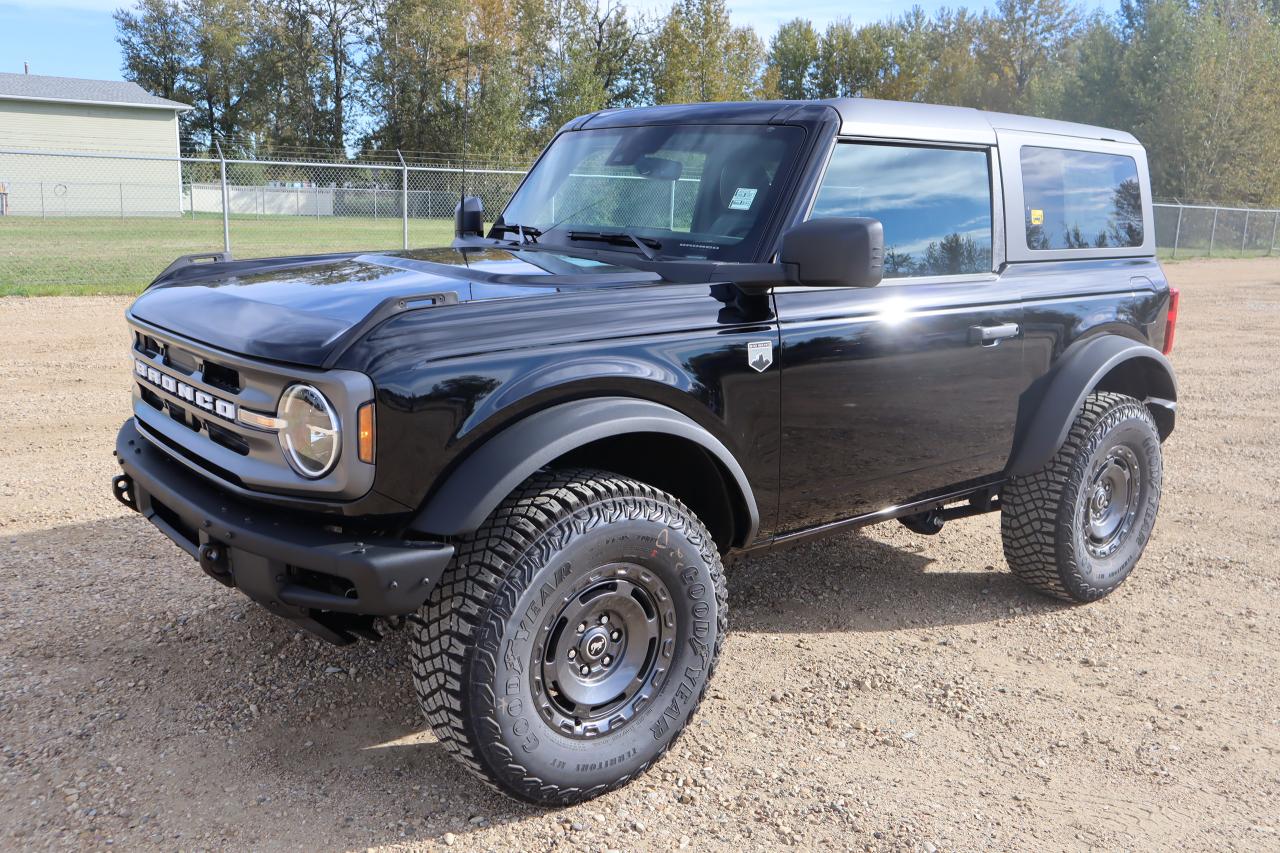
(139, 421, 246, 488)
(164, 344, 199, 374)
(207, 421, 250, 455)
(202, 361, 241, 393)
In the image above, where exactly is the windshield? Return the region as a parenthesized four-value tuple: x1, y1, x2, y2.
(499, 124, 805, 262)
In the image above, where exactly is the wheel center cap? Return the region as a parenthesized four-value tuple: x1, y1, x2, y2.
(582, 630, 609, 661)
(1092, 486, 1109, 512)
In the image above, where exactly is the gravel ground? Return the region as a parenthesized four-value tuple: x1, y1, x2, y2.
(1, 259, 1278, 852)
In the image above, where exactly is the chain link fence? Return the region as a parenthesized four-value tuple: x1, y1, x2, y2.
(0, 147, 528, 293)
(1154, 202, 1280, 259)
(2, 146, 1278, 294)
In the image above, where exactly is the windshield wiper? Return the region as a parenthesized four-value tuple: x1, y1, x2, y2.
(566, 230, 662, 260)
(492, 222, 542, 244)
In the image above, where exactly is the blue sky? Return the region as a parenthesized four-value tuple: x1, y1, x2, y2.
(1, 0, 1121, 83)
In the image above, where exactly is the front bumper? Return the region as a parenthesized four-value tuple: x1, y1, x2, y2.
(113, 418, 453, 644)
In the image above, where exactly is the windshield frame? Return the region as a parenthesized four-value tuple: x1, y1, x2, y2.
(496, 119, 825, 264)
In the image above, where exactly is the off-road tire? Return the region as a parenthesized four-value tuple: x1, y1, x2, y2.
(1001, 392, 1162, 602)
(409, 468, 728, 805)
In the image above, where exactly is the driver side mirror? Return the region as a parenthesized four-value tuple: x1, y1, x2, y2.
(455, 195, 484, 238)
(779, 217, 883, 288)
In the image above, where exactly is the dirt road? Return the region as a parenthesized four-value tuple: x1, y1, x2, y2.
(1, 259, 1277, 851)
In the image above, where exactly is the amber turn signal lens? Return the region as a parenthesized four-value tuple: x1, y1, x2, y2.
(357, 401, 375, 464)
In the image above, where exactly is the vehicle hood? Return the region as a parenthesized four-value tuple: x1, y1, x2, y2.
(127, 247, 661, 367)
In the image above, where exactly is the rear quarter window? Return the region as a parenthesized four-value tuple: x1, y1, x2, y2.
(1020, 147, 1143, 250)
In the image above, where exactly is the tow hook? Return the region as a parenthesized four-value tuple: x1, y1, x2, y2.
(199, 542, 235, 587)
(111, 474, 137, 512)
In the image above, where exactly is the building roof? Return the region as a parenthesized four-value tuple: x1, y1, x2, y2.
(0, 72, 191, 111)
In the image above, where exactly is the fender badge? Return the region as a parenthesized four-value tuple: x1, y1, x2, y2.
(747, 340, 773, 373)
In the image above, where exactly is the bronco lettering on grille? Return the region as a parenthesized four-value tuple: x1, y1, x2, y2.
(135, 359, 237, 421)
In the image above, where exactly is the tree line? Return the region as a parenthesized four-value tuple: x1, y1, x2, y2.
(116, 0, 1280, 204)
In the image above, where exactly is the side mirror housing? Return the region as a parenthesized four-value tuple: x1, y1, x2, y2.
(454, 195, 484, 238)
(779, 217, 883, 288)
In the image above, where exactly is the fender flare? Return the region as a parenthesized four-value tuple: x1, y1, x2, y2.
(1006, 336, 1177, 477)
(411, 396, 760, 542)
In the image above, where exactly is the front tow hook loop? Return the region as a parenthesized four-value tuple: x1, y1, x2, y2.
(199, 542, 235, 587)
(111, 474, 137, 512)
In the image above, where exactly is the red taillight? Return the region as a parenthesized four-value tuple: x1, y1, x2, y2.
(1162, 288, 1180, 355)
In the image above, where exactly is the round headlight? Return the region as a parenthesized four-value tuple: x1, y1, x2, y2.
(278, 384, 340, 478)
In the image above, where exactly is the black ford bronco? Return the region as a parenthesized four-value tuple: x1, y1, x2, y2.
(112, 98, 1178, 804)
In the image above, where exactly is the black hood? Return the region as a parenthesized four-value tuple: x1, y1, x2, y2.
(127, 247, 661, 367)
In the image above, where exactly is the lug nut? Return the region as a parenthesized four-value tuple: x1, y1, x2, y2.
(577, 622, 587, 633)
(599, 614, 609, 624)
(579, 664, 589, 676)
(602, 655, 612, 666)
(611, 630, 621, 641)
(567, 648, 576, 660)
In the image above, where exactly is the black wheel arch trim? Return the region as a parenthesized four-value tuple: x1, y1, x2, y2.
(1006, 335, 1177, 477)
(410, 396, 761, 544)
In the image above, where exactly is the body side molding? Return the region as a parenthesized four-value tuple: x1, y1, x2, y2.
(1006, 335, 1177, 477)
(411, 396, 760, 543)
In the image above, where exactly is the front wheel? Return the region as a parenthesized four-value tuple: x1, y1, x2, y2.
(410, 469, 727, 805)
(1001, 392, 1163, 602)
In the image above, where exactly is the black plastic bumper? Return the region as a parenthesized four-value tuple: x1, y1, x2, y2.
(113, 418, 454, 644)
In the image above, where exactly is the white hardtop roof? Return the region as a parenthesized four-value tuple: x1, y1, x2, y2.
(821, 97, 1139, 146)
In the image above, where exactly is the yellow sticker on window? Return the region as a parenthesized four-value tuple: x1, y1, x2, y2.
(1030, 208, 1044, 226)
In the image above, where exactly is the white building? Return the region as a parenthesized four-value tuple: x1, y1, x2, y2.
(0, 72, 191, 216)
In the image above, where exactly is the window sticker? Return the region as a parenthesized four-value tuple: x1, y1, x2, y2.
(729, 187, 758, 210)
(1030, 208, 1044, 226)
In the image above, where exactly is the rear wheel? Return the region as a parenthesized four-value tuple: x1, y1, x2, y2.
(1001, 392, 1163, 602)
(410, 468, 727, 805)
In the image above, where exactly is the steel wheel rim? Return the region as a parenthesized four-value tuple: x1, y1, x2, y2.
(532, 562, 676, 739)
(1083, 444, 1142, 558)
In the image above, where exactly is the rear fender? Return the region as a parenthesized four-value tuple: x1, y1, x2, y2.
(1007, 336, 1177, 477)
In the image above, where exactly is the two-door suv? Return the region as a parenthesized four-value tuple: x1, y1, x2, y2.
(112, 98, 1178, 804)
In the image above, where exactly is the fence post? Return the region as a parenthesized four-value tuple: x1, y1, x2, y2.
(189, 182, 195, 220)
(120, 182, 125, 219)
(214, 141, 231, 254)
(670, 182, 676, 229)
(1171, 205, 1183, 259)
(40, 181, 45, 218)
(1242, 210, 1250, 256)
(1208, 208, 1218, 258)
(1271, 212, 1279, 256)
(397, 150, 409, 250)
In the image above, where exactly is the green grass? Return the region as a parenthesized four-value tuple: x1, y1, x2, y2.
(0, 214, 458, 296)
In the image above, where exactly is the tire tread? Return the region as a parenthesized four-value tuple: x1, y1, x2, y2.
(409, 468, 727, 804)
(1001, 392, 1159, 601)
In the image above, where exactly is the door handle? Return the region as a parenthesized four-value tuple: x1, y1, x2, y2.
(969, 323, 1020, 346)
